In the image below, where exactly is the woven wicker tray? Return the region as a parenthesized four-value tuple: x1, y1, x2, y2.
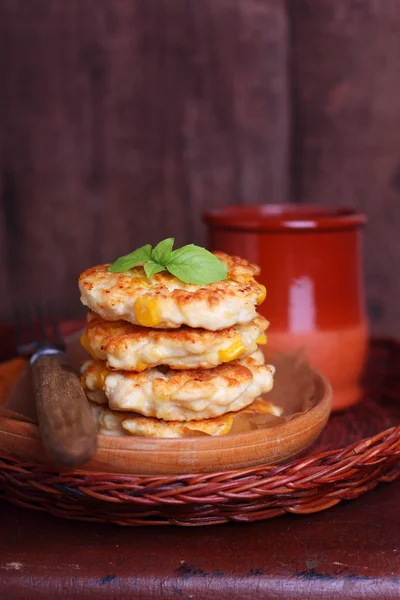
(0, 337, 399, 526)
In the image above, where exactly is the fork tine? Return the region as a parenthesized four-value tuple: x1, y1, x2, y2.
(15, 303, 66, 356)
(14, 307, 24, 348)
(27, 306, 36, 344)
(36, 304, 47, 343)
(14, 305, 37, 355)
(48, 304, 65, 349)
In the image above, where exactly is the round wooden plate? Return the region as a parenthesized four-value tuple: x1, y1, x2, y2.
(0, 333, 332, 475)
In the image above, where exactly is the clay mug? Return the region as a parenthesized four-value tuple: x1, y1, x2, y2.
(204, 204, 368, 411)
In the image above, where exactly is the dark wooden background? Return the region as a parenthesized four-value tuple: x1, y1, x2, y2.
(1, 0, 400, 334)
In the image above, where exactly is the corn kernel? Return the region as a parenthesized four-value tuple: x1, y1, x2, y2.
(131, 276, 150, 288)
(256, 334, 267, 345)
(218, 415, 234, 435)
(80, 332, 96, 358)
(135, 361, 149, 372)
(248, 398, 282, 416)
(256, 284, 267, 305)
(99, 368, 110, 387)
(134, 297, 162, 327)
(218, 336, 246, 362)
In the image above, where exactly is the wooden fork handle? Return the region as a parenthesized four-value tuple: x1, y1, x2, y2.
(31, 351, 97, 467)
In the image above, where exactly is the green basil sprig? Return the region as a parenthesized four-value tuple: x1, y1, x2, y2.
(109, 238, 228, 285)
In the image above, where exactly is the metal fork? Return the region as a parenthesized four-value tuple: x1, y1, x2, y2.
(15, 306, 97, 467)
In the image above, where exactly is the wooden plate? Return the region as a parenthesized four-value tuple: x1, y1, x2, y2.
(0, 333, 332, 475)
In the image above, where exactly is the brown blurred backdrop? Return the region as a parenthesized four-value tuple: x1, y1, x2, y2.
(1, 0, 400, 333)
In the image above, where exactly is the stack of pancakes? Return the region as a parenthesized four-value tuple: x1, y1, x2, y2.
(78, 252, 280, 438)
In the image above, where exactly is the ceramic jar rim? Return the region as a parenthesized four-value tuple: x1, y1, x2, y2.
(203, 204, 367, 232)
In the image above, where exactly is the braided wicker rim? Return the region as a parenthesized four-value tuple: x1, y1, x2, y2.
(0, 338, 399, 526)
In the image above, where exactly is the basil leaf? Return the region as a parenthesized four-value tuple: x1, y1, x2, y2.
(152, 237, 174, 265)
(167, 245, 228, 284)
(108, 240, 227, 285)
(144, 260, 166, 279)
(109, 244, 152, 273)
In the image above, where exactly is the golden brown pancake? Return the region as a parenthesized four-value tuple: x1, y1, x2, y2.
(89, 397, 282, 438)
(79, 252, 266, 330)
(82, 350, 274, 421)
(81, 311, 268, 371)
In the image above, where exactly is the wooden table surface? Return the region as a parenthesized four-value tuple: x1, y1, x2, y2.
(1, 477, 399, 600)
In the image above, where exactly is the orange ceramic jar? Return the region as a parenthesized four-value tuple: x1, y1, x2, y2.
(204, 205, 368, 411)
